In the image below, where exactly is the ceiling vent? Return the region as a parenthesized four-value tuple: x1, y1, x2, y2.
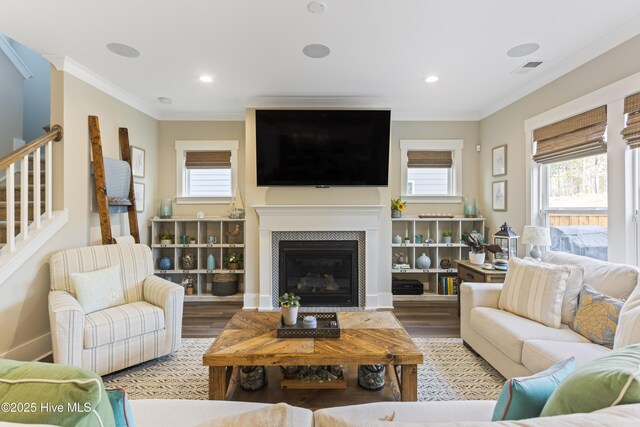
(510, 60, 543, 75)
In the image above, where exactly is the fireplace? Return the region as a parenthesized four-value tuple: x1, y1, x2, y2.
(279, 240, 358, 307)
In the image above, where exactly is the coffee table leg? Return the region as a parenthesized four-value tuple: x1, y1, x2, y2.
(209, 366, 228, 400)
(400, 364, 418, 402)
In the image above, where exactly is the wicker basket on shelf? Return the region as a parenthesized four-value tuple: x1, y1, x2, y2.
(212, 273, 238, 296)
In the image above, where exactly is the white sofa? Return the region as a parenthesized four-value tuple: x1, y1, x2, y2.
(125, 399, 640, 426)
(461, 251, 640, 379)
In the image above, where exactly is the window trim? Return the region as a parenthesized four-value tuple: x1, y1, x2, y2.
(400, 139, 463, 203)
(174, 140, 239, 204)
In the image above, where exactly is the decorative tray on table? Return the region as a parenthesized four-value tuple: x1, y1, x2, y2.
(276, 312, 341, 338)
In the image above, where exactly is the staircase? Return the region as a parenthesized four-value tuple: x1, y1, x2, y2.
(0, 159, 45, 247)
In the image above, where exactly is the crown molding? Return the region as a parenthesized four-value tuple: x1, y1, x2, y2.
(43, 55, 160, 119)
(0, 34, 33, 79)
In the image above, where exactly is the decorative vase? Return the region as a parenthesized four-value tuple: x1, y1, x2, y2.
(159, 256, 173, 270)
(358, 365, 385, 391)
(395, 253, 406, 264)
(181, 253, 196, 269)
(393, 234, 402, 244)
(463, 197, 477, 218)
(160, 199, 173, 218)
(281, 306, 299, 326)
(416, 253, 431, 269)
(207, 254, 215, 270)
(469, 252, 486, 265)
(391, 209, 401, 218)
(239, 366, 267, 391)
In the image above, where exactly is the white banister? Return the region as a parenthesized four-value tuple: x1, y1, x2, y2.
(6, 163, 15, 252)
(46, 140, 52, 219)
(33, 146, 41, 230)
(20, 155, 28, 239)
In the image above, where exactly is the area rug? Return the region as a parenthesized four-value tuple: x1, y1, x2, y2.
(103, 337, 504, 401)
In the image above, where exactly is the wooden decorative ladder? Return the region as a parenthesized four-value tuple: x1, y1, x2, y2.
(88, 115, 140, 244)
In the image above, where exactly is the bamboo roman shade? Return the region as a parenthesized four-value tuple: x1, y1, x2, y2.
(532, 105, 607, 164)
(407, 150, 453, 168)
(622, 92, 640, 149)
(185, 151, 231, 169)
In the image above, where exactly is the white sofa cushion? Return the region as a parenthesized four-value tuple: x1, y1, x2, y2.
(129, 400, 313, 427)
(471, 307, 589, 362)
(314, 401, 496, 426)
(84, 301, 165, 349)
(522, 339, 610, 374)
(498, 258, 571, 328)
(542, 251, 640, 300)
(614, 284, 640, 348)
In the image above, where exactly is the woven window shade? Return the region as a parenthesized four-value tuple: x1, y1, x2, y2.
(622, 92, 640, 149)
(407, 151, 453, 168)
(185, 151, 231, 169)
(532, 105, 607, 164)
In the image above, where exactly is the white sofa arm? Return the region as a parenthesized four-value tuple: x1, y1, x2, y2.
(460, 282, 503, 345)
(143, 276, 185, 354)
(48, 290, 84, 368)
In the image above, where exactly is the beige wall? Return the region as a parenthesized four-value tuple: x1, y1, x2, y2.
(480, 33, 640, 242)
(0, 71, 158, 359)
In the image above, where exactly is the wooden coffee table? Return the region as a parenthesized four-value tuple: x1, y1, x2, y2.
(203, 311, 423, 406)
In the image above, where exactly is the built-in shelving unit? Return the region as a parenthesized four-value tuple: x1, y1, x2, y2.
(150, 217, 245, 302)
(391, 216, 485, 300)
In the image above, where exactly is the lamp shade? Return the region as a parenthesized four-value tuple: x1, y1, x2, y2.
(521, 226, 551, 246)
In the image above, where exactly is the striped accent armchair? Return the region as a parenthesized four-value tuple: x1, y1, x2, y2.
(48, 244, 184, 375)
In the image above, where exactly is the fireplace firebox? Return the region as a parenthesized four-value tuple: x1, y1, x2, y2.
(278, 240, 358, 307)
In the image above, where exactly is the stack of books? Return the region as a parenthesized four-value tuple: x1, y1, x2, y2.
(439, 276, 458, 295)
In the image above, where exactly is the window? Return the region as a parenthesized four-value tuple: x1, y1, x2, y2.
(400, 140, 463, 202)
(533, 106, 608, 260)
(175, 140, 239, 203)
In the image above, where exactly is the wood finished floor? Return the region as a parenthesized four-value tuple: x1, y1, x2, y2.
(182, 300, 460, 338)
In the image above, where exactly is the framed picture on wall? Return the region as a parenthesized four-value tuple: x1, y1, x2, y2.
(134, 182, 144, 212)
(492, 145, 507, 176)
(492, 180, 506, 211)
(131, 146, 145, 178)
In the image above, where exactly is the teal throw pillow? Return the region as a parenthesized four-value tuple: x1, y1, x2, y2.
(107, 388, 136, 427)
(541, 343, 640, 416)
(492, 357, 575, 421)
(0, 359, 115, 427)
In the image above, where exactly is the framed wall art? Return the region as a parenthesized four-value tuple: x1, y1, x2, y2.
(492, 145, 507, 176)
(131, 146, 145, 178)
(492, 180, 506, 211)
(134, 182, 145, 212)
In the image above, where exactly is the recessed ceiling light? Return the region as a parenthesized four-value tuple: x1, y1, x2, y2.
(307, 1, 327, 14)
(303, 44, 330, 59)
(424, 75, 439, 83)
(506, 43, 540, 58)
(199, 75, 214, 83)
(158, 97, 172, 105)
(106, 43, 140, 58)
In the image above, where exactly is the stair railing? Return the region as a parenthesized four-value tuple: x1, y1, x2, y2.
(0, 125, 63, 252)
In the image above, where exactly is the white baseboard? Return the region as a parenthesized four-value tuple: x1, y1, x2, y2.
(1, 333, 52, 361)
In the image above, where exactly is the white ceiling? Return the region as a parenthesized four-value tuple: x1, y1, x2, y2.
(3, 0, 640, 121)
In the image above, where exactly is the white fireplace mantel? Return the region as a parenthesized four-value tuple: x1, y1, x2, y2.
(252, 205, 390, 310)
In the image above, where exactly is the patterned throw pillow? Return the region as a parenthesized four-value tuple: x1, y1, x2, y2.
(570, 285, 624, 348)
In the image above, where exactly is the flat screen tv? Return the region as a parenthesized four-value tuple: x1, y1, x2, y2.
(256, 109, 391, 186)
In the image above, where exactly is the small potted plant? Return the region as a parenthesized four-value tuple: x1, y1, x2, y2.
(442, 230, 453, 244)
(462, 231, 501, 265)
(279, 292, 301, 326)
(391, 197, 406, 218)
(224, 253, 243, 270)
(159, 232, 174, 245)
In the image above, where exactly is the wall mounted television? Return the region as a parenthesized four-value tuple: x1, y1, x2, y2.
(256, 109, 391, 187)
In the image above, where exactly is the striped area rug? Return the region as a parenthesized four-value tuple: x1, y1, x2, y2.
(103, 337, 504, 401)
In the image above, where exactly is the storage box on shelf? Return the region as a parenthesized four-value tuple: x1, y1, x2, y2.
(150, 217, 245, 301)
(391, 216, 485, 300)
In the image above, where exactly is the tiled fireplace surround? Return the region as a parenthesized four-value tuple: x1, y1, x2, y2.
(253, 205, 391, 311)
